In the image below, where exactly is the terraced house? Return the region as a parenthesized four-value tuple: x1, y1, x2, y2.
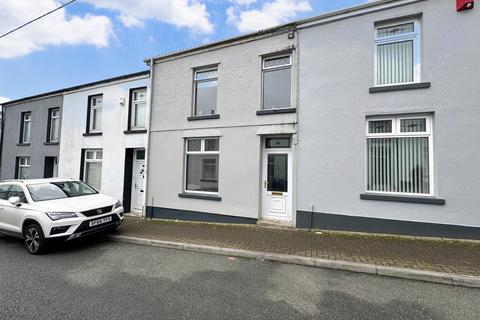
(0, 92, 63, 180)
(143, 0, 480, 239)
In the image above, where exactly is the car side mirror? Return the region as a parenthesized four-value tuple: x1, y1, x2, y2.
(8, 196, 21, 207)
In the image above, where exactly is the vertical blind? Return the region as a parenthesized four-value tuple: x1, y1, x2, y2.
(377, 40, 414, 85)
(367, 137, 429, 194)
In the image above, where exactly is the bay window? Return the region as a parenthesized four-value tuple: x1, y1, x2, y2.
(366, 115, 432, 195)
(185, 138, 219, 193)
(375, 19, 420, 86)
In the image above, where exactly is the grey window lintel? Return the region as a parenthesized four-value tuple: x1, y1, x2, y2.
(360, 193, 445, 205)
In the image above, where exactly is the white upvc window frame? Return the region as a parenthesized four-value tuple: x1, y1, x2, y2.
(184, 137, 220, 195)
(374, 18, 421, 87)
(193, 67, 219, 116)
(48, 107, 60, 142)
(21, 112, 31, 144)
(17, 156, 30, 179)
(88, 95, 103, 133)
(130, 88, 147, 130)
(261, 53, 293, 110)
(365, 114, 434, 197)
(83, 149, 103, 189)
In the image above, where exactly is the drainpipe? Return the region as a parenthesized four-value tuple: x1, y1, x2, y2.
(143, 58, 155, 219)
(0, 105, 4, 179)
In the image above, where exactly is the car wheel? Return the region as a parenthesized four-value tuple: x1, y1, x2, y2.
(24, 223, 46, 255)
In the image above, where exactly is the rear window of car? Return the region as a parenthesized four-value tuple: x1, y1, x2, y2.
(28, 181, 97, 201)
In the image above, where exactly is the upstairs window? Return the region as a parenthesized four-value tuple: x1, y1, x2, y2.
(262, 55, 292, 110)
(130, 88, 147, 129)
(20, 112, 31, 144)
(47, 107, 60, 142)
(366, 115, 433, 195)
(375, 19, 420, 86)
(193, 68, 218, 116)
(87, 95, 103, 133)
(16, 157, 30, 179)
(185, 138, 219, 193)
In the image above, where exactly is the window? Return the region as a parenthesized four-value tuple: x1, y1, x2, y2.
(185, 138, 219, 193)
(130, 88, 147, 129)
(16, 157, 30, 179)
(262, 55, 292, 110)
(193, 68, 218, 116)
(266, 137, 291, 149)
(0, 185, 11, 200)
(83, 149, 102, 190)
(20, 112, 31, 143)
(366, 115, 432, 195)
(88, 95, 103, 132)
(8, 185, 27, 203)
(47, 107, 60, 142)
(375, 19, 420, 86)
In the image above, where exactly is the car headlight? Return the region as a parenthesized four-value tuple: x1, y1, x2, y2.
(113, 200, 122, 209)
(46, 212, 78, 221)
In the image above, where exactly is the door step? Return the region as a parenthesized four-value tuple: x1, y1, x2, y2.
(257, 219, 294, 230)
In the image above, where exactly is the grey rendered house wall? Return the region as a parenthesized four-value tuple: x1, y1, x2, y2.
(147, 30, 298, 222)
(1, 95, 62, 180)
(296, 0, 480, 237)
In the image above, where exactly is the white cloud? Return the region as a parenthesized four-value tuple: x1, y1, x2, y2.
(229, 0, 258, 6)
(83, 0, 214, 34)
(227, 0, 312, 33)
(0, 96, 10, 104)
(0, 0, 113, 59)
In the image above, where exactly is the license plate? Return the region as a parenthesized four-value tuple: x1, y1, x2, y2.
(89, 216, 112, 227)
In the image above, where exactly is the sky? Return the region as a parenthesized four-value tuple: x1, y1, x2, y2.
(0, 0, 369, 102)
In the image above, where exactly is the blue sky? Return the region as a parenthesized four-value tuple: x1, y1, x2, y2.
(0, 0, 367, 101)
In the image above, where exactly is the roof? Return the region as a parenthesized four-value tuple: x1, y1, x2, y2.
(145, 0, 411, 63)
(1, 178, 76, 185)
(1, 70, 150, 107)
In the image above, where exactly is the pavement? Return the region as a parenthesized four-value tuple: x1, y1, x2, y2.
(110, 217, 480, 286)
(0, 235, 479, 320)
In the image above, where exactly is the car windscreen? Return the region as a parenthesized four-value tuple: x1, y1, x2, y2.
(28, 181, 97, 201)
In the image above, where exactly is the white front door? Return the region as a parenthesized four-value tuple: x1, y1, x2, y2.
(262, 137, 292, 221)
(131, 150, 146, 212)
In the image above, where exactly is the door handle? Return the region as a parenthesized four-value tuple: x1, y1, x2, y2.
(264, 181, 267, 189)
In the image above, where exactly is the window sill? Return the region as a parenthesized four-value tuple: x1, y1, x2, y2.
(369, 82, 431, 93)
(82, 132, 102, 137)
(178, 192, 221, 201)
(124, 129, 147, 134)
(256, 108, 296, 115)
(360, 193, 445, 205)
(44, 142, 59, 145)
(16, 143, 30, 147)
(187, 114, 220, 121)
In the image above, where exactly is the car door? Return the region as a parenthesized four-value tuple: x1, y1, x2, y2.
(0, 185, 28, 234)
(0, 184, 14, 232)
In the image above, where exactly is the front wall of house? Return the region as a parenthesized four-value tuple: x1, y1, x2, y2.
(1, 95, 63, 180)
(58, 77, 149, 200)
(148, 32, 297, 220)
(297, 0, 480, 229)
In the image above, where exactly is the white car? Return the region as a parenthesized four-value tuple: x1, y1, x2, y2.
(0, 178, 124, 254)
